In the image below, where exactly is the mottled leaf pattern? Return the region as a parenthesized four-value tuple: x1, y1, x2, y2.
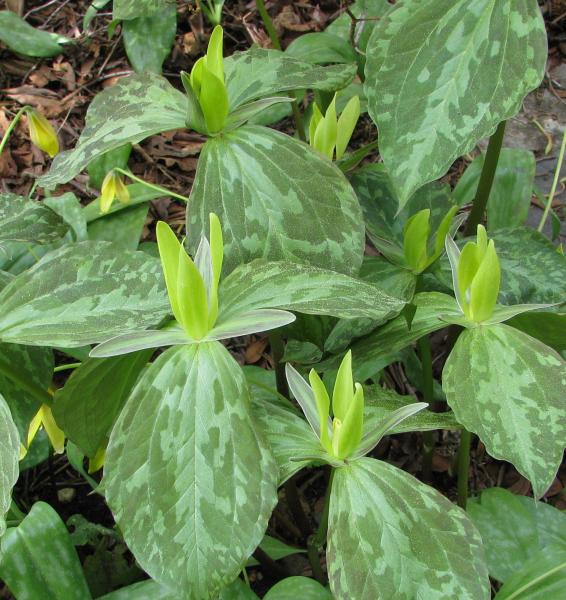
(0, 502, 92, 599)
(187, 125, 364, 276)
(113, 0, 170, 20)
(364, 0, 547, 205)
(0, 193, 68, 244)
(0, 393, 19, 537)
(328, 458, 489, 599)
(38, 73, 186, 189)
(53, 351, 151, 457)
(468, 487, 566, 583)
(104, 343, 278, 598)
(443, 324, 566, 498)
(0, 242, 168, 346)
(225, 47, 356, 109)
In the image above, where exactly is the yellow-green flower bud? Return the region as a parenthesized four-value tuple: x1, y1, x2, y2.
(100, 170, 130, 214)
(26, 109, 59, 158)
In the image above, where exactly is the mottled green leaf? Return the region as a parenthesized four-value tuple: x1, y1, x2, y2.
(0, 241, 168, 346)
(90, 329, 192, 358)
(97, 580, 176, 599)
(328, 458, 489, 599)
(123, 2, 176, 74)
(218, 259, 404, 324)
(286, 32, 357, 65)
(187, 125, 364, 276)
(0, 502, 92, 599)
(38, 73, 186, 189)
(443, 324, 566, 498)
(468, 487, 566, 583)
(53, 351, 150, 457)
(495, 545, 566, 600)
(454, 149, 536, 230)
(0, 10, 71, 57)
(88, 204, 149, 251)
(319, 292, 458, 379)
(113, 0, 169, 20)
(104, 343, 277, 598)
(0, 342, 53, 438)
(225, 47, 356, 110)
(264, 577, 332, 600)
(364, 0, 547, 206)
(0, 393, 18, 537)
(0, 193, 68, 244)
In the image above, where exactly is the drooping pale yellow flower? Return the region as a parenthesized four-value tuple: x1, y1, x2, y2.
(88, 444, 106, 474)
(26, 109, 59, 158)
(100, 170, 130, 214)
(20, 403, 65, 459)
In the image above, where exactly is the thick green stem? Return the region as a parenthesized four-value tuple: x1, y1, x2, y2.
(255, 0, 306, 141)
(463, 120, 507, 237)
(417, 335, 435, 482)
(457, 429, 472, 509)
(307, 468, 334, 584)
(538, 128, 566, 233)
(113, 168, 190, 203)
(0, 106, 30, 156)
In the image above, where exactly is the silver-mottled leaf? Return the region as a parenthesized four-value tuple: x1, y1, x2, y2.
(443, 324, 566, 498)
(104, 343, 278, 598)
(38, 73, 186, 189)
(327, 458, 490, 599)
(90, 330, 191, 358)
(364, 0, 547, 206)
(0, 241, 168, 346)
(0, 393, 18, 537)
(187, 125, 364, 277)
(208, 309, 296, 340)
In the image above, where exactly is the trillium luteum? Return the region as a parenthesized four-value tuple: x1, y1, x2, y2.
(309, 93, 361, 161)
(181, 25, 229, 135)
(26, 109, 59, 158)
(20, 403, 65, 459)
(99, 170, 130, 214)
(286, 351, 428, 463)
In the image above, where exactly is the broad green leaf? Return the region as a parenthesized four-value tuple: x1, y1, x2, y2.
(286, 32, 358, 65)
(468, 487, 566, 583)
(364, 0, 547, 206)
(328, 458, 490, 599)
(247, 535, 305, 567)
(0, 393, 18, 537)
(208, 309, 296, 340)
(218, 260, 404, 323)
(436, 227, 566, 305)
(454, 149, 536, 230)
(97, 579, 176, 599)
(90, 329, 192, 358)
(39, 73, 186, 189)
(87, 144, 132, 190)
(187, 125, 364, 276)
(0, 10, 70, 57)
(509, 312, 566, 352)
(443, 324, 566, 498)
(494, 545, 566, 600)
(319, 292, 459, 379)
(0, 342, 53, 439)
(104, 343, 278, 598)
(52, 351, 150, 457)
(0, 502, 93, 599)
(88, 204, 149, 250)
(218, 578, 259, 600)
(264, 577, 332, 600)
(224, 47, 357, 110)
(0, 193, 68, 244)
(123, 2, 176, 74)
(0, 241, 168, 346)
(113, 0, 168, 20)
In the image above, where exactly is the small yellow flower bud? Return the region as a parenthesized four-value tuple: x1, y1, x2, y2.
(100, 170, 130, 214)
(26, 109, 59, 158)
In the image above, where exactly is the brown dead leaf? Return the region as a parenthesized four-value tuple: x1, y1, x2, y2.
(245, 338, 268, 364)
(274, 5, 313, 33)
(4, 86, 70, 117)
(0, 151, 17, 178)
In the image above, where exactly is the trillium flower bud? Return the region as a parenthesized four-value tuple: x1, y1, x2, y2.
(26, 109, 59, 158)
(100, 170, 130, 214)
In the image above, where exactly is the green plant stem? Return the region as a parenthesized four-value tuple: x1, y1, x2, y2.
(53, 362, 82, 373)
(457, 429, 472, 509)
(255, 0, 306, 141)
(113, 168, 190, 203)
(0, 106, 30, 156)
(463, 120, 507, 236)
(538, 128, 566, 233)
(417, 335, 435, 482)
(307, 468, 334, 585)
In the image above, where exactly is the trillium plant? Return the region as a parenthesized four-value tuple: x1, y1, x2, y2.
(0, 0, 565, 599)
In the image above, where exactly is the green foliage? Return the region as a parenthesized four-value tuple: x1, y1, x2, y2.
(0, 393, 19, 537)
